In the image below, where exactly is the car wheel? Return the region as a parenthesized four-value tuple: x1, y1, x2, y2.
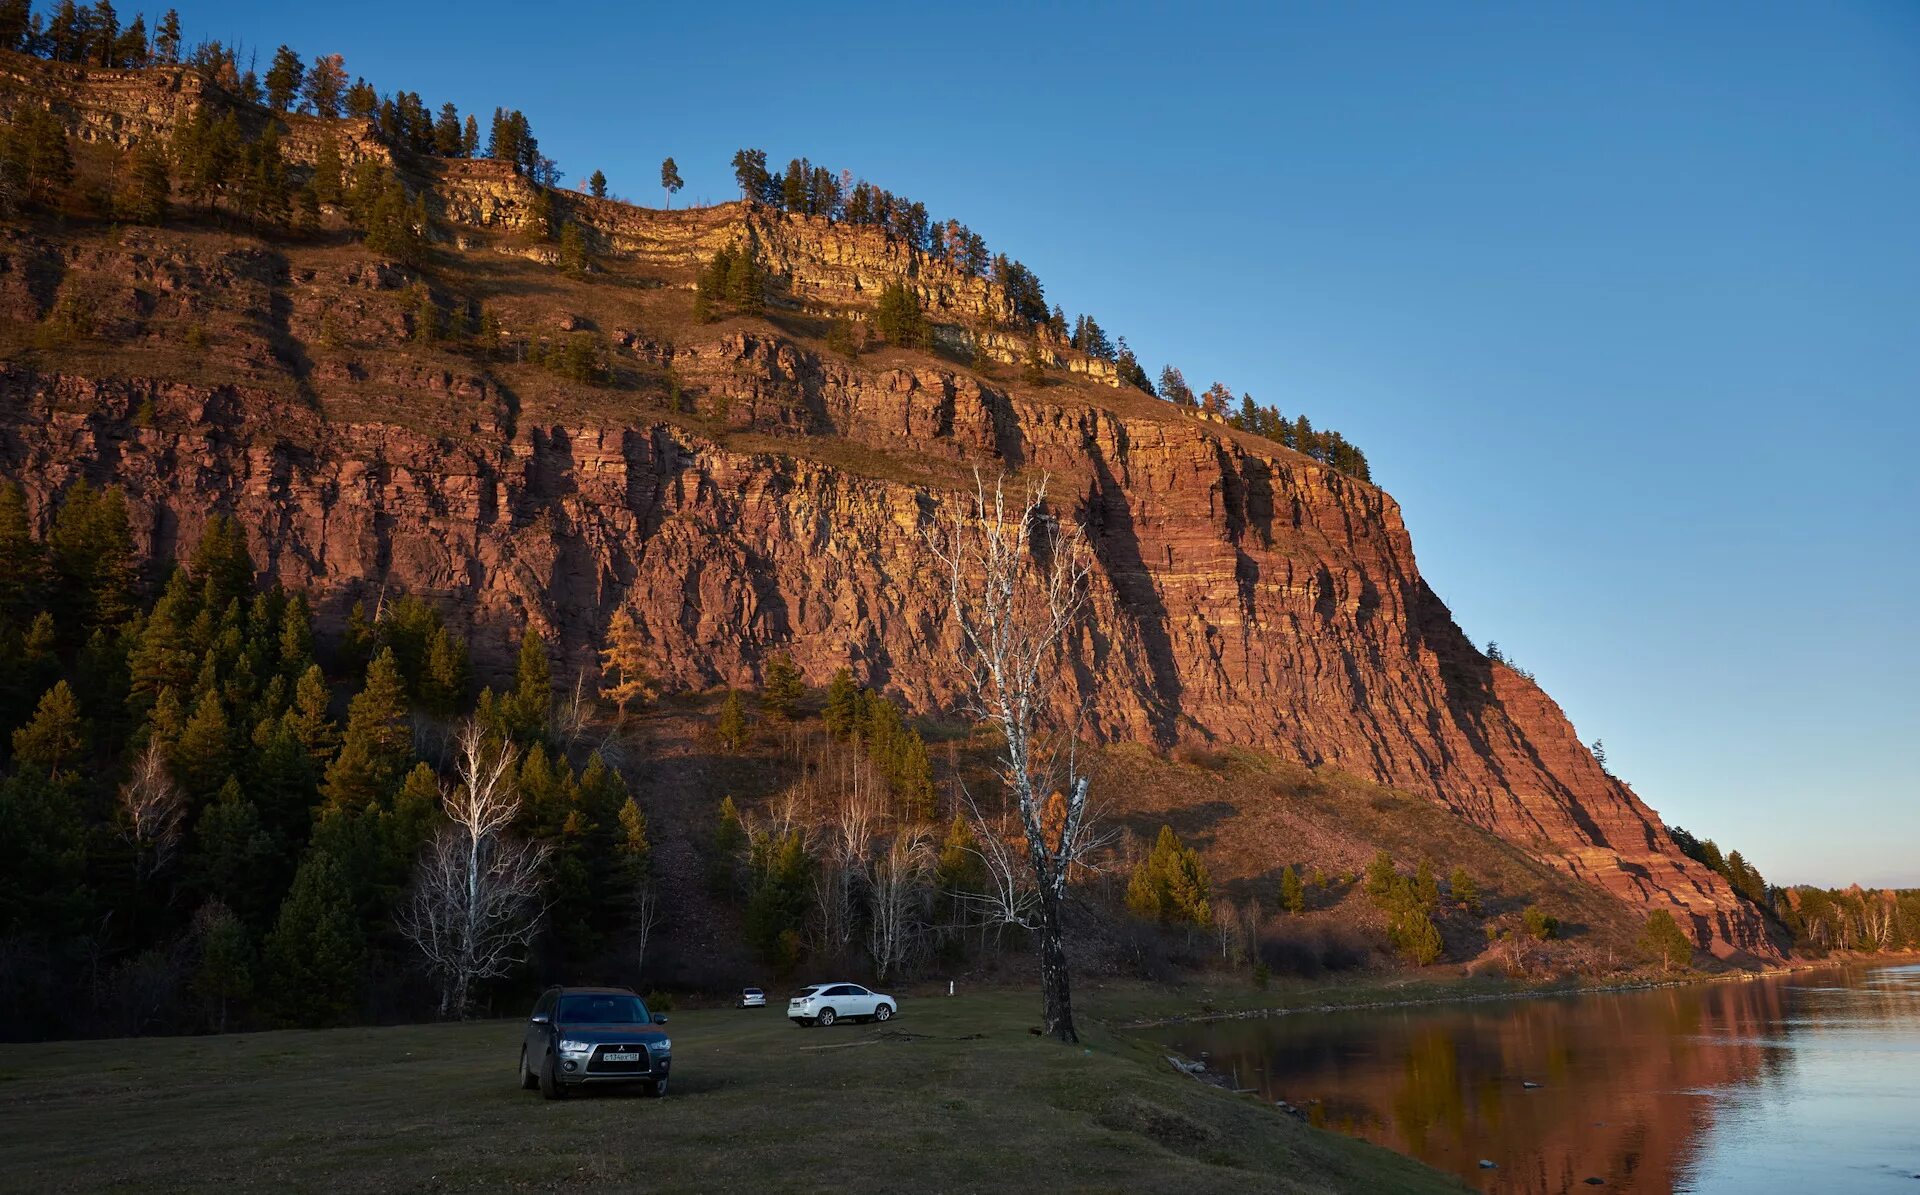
(648, 1078, 669, 1098)
(539, 1051, 568, 1101)
(817, 1008, 836, 1027)
(519, 1047, 539, 1090)
(874, 1003, 893, 1022)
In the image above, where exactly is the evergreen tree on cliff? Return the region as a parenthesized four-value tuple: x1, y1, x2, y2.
(660, 157, 682, 207)
(303, 54, 346, 119)
(154, 8, 180, 63)
(263, 45, 303, 113)
(730, 148, 769, 202)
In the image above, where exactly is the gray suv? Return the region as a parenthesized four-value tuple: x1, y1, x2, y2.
(519, 986, 672, 1099)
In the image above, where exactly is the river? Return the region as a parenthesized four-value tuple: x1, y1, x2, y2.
(1143, 963, 1920, 1192)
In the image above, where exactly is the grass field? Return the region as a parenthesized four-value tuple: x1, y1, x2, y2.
(0, 984, 1461, 1193)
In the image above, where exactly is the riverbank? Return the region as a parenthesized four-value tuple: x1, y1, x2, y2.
(0, 986, 1462, 1193)
(1093, 950, 1920, 1030)
(1136, 959, 1920, 1193)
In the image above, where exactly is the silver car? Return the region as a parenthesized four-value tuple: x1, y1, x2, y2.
(519, 986, 671, 1099)
(787, 982, 896, 1027)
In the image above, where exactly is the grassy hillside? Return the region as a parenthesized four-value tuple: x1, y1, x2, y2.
(0, 986, 1459, 1193)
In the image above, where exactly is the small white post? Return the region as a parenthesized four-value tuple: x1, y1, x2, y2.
(949, 980, 955, 997)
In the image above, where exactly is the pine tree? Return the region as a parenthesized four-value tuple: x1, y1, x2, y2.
(302, 54, 346, 119)
(507, 626, 551, 742)
(1639, 908, 1694, 972)
(12, 680, 86, 778)
(760, 654, 804, 719)
(660, 157, 682, 207)
(115, 137, 170, 225)
(319, 648, 410, 811)
(283, 662, 338, 768)
(873, 280, 928, 349)
(1449, 866, 1480, 913)
(154, 8, 180, 63)
(558, 222, 588, 276)
(310, 133, 343, 205)
(263, 849, 365, 1026)
(433, 103, 462, 157)
(188, 780, 277, 929)
(362, 176, 427, 265)
(0, 481, 46, 632)
(724, 247, 764, 314)
(616, 796, 650, 881)
(1126, 826, 1212, 926)
(112, 11, 145, 68)
(0, 0, 29, 51)
(2, 104, 73, 211)
(1394, 910, 1444, 965)
(263, 45, 303, 112)
(189, 514, 253, 610)
(461, 114, 479, 157)
(0, 769, 90, 936)
(599, 608, 654, 715)
(1278, 864, 1305, 914)
(730, 148, 769, 201)
(822, 668, 860, 739)
(587, 169, 607, 199)
(1363, 850, 1398, 902)
(715, 688, 750, 753)
(1415, 858, 1440, 909)
(189, 900, 252, 1032)
(171, 690, 233, 799)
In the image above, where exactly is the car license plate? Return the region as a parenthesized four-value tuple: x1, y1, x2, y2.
(604, 1051, 640, 1062)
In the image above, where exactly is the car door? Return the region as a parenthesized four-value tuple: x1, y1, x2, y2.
(525, 990, 555, 1061)
(843, 985, 876, 1017)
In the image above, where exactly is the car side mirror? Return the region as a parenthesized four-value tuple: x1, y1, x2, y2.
(529, 1012, 551, 1025)
(653, 1014, 669, 1025)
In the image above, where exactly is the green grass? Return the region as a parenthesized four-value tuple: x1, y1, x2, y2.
(0, 986, 1459, 1193)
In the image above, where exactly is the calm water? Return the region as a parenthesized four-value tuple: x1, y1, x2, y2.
(1144, 964, 1920, 1193)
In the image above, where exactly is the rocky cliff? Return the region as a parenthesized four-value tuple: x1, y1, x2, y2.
(0, 50, 1776, 960)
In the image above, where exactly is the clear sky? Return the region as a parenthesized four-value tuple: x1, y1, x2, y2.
(173, 0, 1919, 886)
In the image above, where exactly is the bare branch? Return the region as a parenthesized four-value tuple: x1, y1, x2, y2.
(399, 719, 551, 1018)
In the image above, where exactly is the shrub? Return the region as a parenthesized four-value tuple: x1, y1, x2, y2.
(1522, 906, 1559, 940)
(1126, 826, 1212, 927)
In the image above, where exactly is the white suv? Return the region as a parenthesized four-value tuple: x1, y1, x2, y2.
(787, 983, 896, 1027)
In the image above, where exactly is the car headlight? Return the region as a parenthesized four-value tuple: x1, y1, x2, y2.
(649, 1039, 671, 1053)
(558, 1039, 593, 1054)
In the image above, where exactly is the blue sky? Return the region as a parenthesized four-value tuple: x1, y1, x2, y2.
(175, 0, 1919, 886)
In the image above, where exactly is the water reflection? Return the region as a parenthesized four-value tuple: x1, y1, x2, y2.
(1145, 964, 1920, 1193)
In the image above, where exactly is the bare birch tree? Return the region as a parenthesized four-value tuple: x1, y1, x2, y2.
(927, 469, 1101, 1042)
(400, 720, 551, 1018)
(951, 787, 1041, 945)
(118, 740, 185, 886)
(868, 830, 934, 981)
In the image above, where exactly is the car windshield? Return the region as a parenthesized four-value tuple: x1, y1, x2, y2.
(744, 988, 763, 995)
(556, 994, 650, 1024)
(790, 987, 821, 999)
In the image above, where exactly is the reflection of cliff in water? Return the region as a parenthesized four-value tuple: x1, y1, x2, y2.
(1174, 980, 1797, 1193)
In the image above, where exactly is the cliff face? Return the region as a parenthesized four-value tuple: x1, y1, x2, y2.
(0, 51, 1775, 960)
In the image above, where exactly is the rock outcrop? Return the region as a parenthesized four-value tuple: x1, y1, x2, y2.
(0, 48, 1777, 960)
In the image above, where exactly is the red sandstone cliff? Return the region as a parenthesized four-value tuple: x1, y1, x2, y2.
(0, 50, 1777, 960)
